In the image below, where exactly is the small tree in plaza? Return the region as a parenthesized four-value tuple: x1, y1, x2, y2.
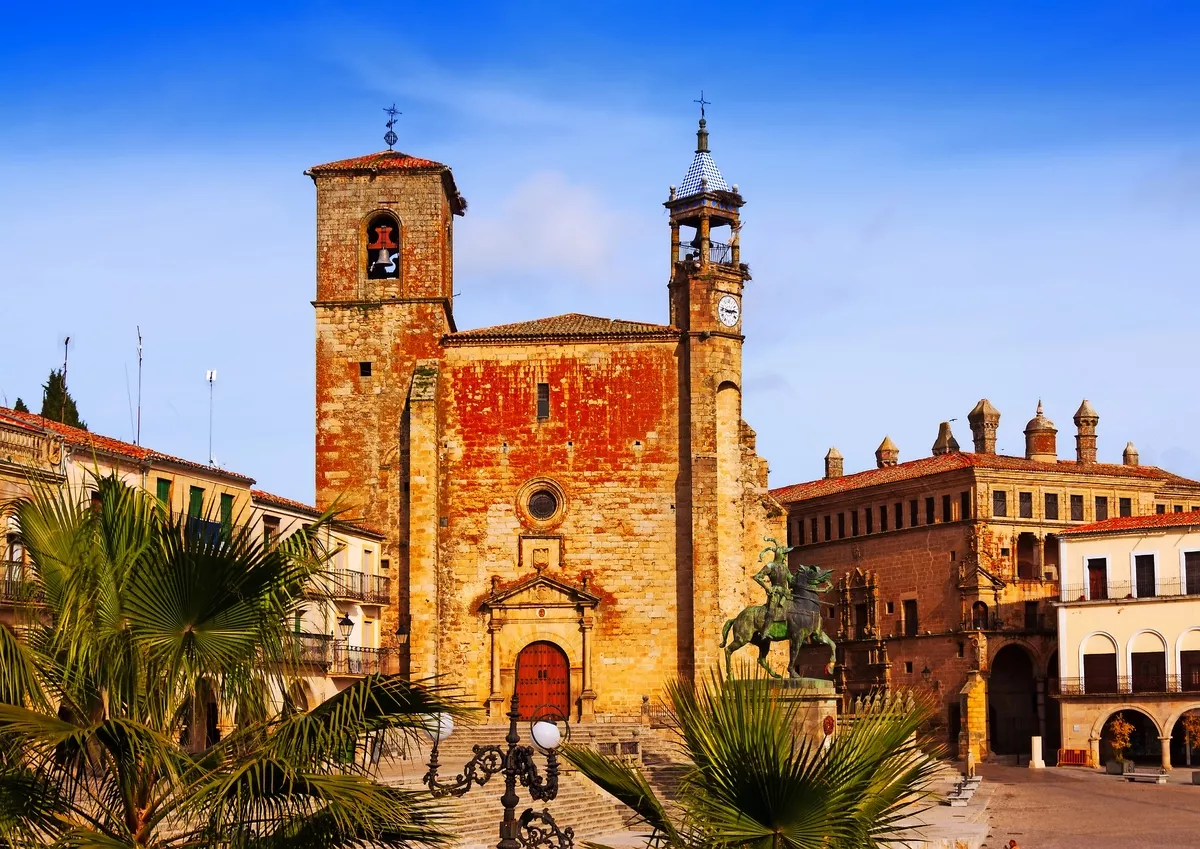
(1106, 712, 1136, 764)
(1181, 712, 1200, 767)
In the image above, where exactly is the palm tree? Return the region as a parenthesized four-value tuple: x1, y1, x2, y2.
(0, 474, 462, 848)
(563, 673, 941, 849)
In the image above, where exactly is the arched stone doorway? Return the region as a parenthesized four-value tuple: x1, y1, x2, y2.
(516, 641, 570, 721)
(1100, 708, 1160, 765)
(989, 644, 1038, 756)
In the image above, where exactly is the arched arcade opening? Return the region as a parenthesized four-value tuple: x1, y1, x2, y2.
(989, 644, 1038, 756)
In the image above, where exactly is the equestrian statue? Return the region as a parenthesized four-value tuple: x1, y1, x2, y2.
(719, 537, 837, 679)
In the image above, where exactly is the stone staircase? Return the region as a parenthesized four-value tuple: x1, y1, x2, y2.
(379, 723, 651, 848)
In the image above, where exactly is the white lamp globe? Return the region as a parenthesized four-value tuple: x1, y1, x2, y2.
(530, 720, 561, 751)
(422, 713, 454, 744)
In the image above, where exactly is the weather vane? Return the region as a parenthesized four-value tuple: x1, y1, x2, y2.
(694, 90, 711, 120)
(384, 104, 401, 150)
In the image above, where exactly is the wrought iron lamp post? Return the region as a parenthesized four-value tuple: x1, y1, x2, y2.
(423, 693, 574, 849)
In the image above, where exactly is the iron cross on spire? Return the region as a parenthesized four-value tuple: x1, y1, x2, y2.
(383, 104, 401, 150)
(694, 91, 711, 120)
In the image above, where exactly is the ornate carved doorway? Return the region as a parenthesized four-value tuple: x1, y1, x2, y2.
(515, 641, 569, 720)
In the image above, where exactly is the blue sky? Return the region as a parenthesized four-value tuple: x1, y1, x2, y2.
(2, 2, 1199, 501)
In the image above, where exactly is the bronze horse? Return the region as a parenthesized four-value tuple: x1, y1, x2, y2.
(719, 562, 836, 679)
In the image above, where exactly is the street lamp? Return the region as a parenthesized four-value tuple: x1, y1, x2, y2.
(395, 616, 410, 646)
(338, 613, 354, 640)
(423, 693, 574, 849)
(921, 665, 931, 684)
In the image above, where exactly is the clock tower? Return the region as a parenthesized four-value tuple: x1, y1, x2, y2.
(665, 111, 754, 677)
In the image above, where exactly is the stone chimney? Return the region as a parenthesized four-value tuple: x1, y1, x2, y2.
(1023, 401, 1058, 463)
(824, 447, 844, 479)
(875, 436, 899, 468)
(932, 421, 961, 456)
(1123, 441, 1139, 467)
(1073, 400, 1099, 464)
(968, 399, 1000, 454)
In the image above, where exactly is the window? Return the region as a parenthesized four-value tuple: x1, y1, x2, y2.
(992, 490, 1007, 518)
(156, 478, 171, 505)
(1024, 601, 1039, 630)
(380, 557, 390, 571)
(1119, 497, 1132, 518)
(958, 642, 965, 658)
(924, 497, 935, 525)
(366, 213, 400, 279)
(536, 383, 550, 420)
(219, 493, 234, 529)
(797, 520, 805, 545)
(885, 601, 895, 614)
(1019, 491, 1033, 519)
(362, 619, 375, 648)
(853, 603, 869, 639)
(824, 516, 832, 541)
(1070, 494, 1084, 522)
(903, 599, 918, 637)
(865, 509, 873, 534)
(942, 494, 952, 522)
(527, 489, 558, 520)
(904, 661, 914, 674)
(879, 505, 888, 532)
(1087, 558, 1108, 600)
(786, 521, 794, 547)
(359, 361, 372, 377)
(362, 548, 374, 573)
(909, 500, 918, 527)
(851, 510, 859, 536)
(1045, 493, 1059, 521)
(810, 517, 818, 543)
(1157, 504, 1167, 515)
(188, 486, 204, 518)
(263, 516, 280, 550)
(837, 513, 846, 539)
(961, 490, 971, 520)
(1095, 496, 1108, 521)
(1185, 552, 1200, 595)
(1134, 554, 1155, 597)
(894, 502, 903, 529)
(1176, 504, 1185, 513)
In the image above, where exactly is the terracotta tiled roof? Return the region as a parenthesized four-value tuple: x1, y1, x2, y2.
(771, 452, 1200, 503)
(0, 408, 254, 484)
(445, 313, 679, 345)
(308, 150, 446, 173)
(251, 489, 386, 539)
(1058, 511, 1200, 537)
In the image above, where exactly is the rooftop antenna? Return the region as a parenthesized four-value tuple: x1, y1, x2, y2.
(383, 104, 401, 150)
(136, 327, 143, 445)
(206, 369, 217, 465)
(61, 336, 71, 423)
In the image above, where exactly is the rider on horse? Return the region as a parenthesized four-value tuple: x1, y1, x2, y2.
(753, 541, 793, 643)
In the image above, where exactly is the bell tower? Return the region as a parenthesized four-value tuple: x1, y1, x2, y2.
(666, 106, 753, 678)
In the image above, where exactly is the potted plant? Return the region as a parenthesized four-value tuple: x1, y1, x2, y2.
(1105, 712, 1135, 774)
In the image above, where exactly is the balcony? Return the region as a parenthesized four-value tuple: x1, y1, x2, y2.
(1054, 675, 1200, 696)
(328, 570, 390, 604)
(2, 563, 43, 604)
(330, 645, 394, 677)
(296, 632, 332, 666)
(1061, 580, 1200, 602)
(676, 239, 734, 266)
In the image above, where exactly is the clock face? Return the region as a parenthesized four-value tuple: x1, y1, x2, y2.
(717, 295, 740, 327)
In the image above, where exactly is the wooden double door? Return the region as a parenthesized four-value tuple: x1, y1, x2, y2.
(515, 641, 570, 721)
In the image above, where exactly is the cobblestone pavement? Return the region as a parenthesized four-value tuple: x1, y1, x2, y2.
(979, 763, 1200, 848)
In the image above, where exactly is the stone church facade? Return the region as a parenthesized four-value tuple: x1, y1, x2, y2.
(309, 119, 783, 722)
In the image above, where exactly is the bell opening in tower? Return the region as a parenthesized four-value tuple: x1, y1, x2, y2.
(366, 213, 401, 280)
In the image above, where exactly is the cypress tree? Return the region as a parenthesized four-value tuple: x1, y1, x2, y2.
(13, 397, 29, 413)
(40, 369, 87, 431)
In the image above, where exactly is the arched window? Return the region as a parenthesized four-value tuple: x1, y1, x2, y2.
(366, 213, 400, 280)
(971, 601, 988, 630)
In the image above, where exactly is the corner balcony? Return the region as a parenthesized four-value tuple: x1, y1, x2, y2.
(330, 645, 395, 677)
(327, 570, 390, 605)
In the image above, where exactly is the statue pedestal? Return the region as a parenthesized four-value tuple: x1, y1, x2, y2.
(768, 679, 839, 748)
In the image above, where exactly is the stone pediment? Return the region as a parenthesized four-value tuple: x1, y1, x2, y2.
(479, 573, 600, 612)
(959, 562, 1006, 591)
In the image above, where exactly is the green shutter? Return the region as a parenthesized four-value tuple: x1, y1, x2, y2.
(220, 493, 234, 528)
(188, 486, 204, 518)
(156, 478, 172, 505)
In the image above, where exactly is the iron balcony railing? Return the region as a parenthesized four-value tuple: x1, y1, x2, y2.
(1061, 579, 1200, 602)
(1054, 675, 1200, 696)
(2, 562, 43, 604)
(962, 612, 1056, 632)
(676, 239, 734, 265)
(327, 570, 390, 604)
(330, 645, 395, 677)
(296, 632, 333, 666)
